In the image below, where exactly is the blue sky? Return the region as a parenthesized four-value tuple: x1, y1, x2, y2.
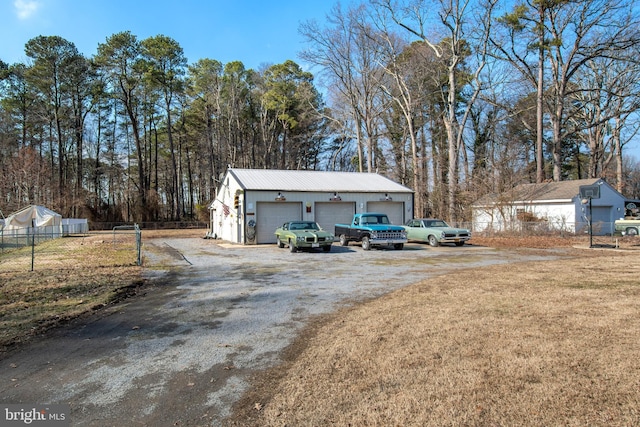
(0, 0, 351, 70)
(2, 0, 639, 160)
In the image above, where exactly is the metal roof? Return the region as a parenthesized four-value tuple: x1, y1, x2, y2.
(473, 178, 620, 205)
(228, 169, 413, 193)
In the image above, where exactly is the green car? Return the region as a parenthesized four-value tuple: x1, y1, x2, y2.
(402, 218, 471, 247)
(275, 221, 334, 252)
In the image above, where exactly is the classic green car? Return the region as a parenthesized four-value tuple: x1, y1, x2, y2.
(275, 221, 334, 252)
(402, 218, 471, 247)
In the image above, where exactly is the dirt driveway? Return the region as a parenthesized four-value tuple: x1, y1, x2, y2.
(0, 237, 564, 426)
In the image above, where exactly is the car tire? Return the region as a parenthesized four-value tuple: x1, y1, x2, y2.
(323, 245, 332, 252)
(428, 235, 439, 247)
(394, 243, 404, 250)
(276, 236, 284, 248)
(361, 236, 371, 251)
(626, 227, 639, 236)
(339, 234, 349, 246)
(455, 242, 465, 246)
(289, 239, 297, 252)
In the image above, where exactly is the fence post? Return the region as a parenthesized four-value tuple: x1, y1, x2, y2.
(135, 223, 141, 266)
(31, 218, 35, 271)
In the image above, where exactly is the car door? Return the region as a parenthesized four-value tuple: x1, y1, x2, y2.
(406, 219, 422, 241)
(277, 223, 289, 241)
(414, 220, 429, 242)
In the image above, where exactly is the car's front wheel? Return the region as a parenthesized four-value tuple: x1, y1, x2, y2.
(394, 243, 404, 250)
(626, 227, 639, 236)
(323, 245, 332, 252)
(289, 239, 297, 252)
(455, 241, 465, 247)
(428, 235, 439, 247)
(361, 236, 371, 250)
(339, 234, 349, 246)
(276, 236, 284, 248)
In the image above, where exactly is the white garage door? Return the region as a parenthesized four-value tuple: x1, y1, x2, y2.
(366, 201, 405, 225)
(315, 202, 356, 235)
(256, 202, 302, 244)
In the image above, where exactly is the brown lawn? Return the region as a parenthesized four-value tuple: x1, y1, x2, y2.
(2, 231, 639, 426)
(227, 238, 640, 426)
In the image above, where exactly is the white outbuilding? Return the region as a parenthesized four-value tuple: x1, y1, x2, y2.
(208, 168, 414, 244)
(471, 178, 626, 235)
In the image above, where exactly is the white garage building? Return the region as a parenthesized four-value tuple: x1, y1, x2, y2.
(209, 168, 414, 244)
(471, 178, 626, 235)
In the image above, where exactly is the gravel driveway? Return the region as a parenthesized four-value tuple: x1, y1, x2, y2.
(0, 237, 555, 426)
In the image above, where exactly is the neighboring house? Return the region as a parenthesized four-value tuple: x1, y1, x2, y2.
(472, 178, 626, 235)
(209, 168, 414, 244)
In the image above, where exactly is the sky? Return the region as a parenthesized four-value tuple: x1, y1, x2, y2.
(2, 0, 640, 161)
(0, 0, 351, 71)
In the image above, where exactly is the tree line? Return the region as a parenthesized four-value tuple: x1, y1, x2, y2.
(2, 0, 640, 224)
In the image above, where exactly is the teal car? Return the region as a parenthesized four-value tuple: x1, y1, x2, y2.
(403, 218, 471, 247)
(275, 221, 334, 252)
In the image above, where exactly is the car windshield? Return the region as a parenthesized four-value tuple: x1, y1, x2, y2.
(289, 222, 319, 230)
(362, 215, 389, 225)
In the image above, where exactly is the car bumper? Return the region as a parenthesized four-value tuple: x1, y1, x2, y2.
(439, 237, 471, 244)
(370, 238, 408, 245)
(297, 242, 333, 248)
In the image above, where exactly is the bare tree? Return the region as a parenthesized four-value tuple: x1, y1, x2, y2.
(299, 3, 388, 173)
(375, 0, 497, 221)
(369, 27, 430, 215)
(570, 54, 640, 188)
(494, 0, 640, 182)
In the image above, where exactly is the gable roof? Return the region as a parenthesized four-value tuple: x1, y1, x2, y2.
(473, 178, 621, 206)
(227, 169, 413, 193)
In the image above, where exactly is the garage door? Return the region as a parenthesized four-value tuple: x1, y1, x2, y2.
(366, 201, 405, 225)
(256, 202, 302, 244)
(315, 202, 356, 235)
(591, 206, 613, 235)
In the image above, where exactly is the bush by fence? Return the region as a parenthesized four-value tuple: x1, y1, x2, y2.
(456, 221, 618, 238)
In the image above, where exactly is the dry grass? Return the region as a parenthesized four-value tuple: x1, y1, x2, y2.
(232, 249, 640, 426)
(0, 234, 143, 351)
(2, 230, 640, 425)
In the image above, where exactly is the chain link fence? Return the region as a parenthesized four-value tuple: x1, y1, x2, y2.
(0, 225, 142, 273)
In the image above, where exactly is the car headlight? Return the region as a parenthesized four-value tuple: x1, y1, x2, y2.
(370, 231, 378, 238)
(440, 231, 446, 239)
(296, 235, 305, 241)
